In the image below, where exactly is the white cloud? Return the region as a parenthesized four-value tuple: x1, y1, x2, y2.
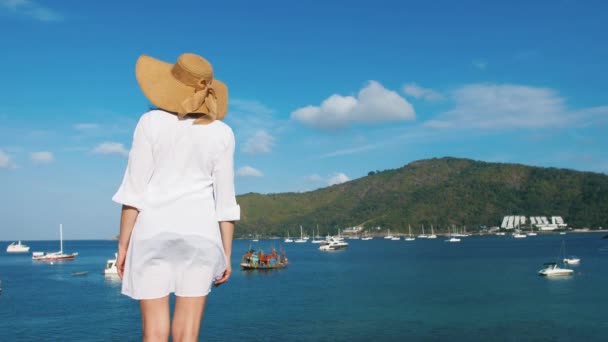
(237, 166, 263, 177)
(424, 83, 608, 130)
(92, 142, 129, 157)
(472, 60, 487, 70)
(30, 151, 54, 164)
(0, 149, 17, 169)
(402, 83, 444, 101)
(0, 0, 63, 22)
(327, 172, 350, 186)
(242, 130, 276, 154)
(291, 81, 415, 129)
(305, 174, 322, 182)
(73, 123, 100, 130)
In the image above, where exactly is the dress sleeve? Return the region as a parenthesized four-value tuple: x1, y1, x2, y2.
(212, 129, 241, 221)
(112, 115, 154, 210)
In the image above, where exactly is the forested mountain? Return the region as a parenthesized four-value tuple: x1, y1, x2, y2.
(235, 157, 608, 237)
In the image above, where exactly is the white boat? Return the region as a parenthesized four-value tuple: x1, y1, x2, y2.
(559, 232, 566, 235)
(417, 225, 428, 239)
(563, 256, 580, 265)
(446, 237, 461, 243)
(319, 237, 349, 251)
(252, 234, 259, 242)
(104, 253, 118, 275)
(361, 231, 373, 241)
(405, 225, 415, 241)
(294, 226, 306, 243)
(513, 232, 527, 239)
(311, 226, 324, 243)
(32, 224, 78, 261)
(527, 226, 537, 236)
(284, 231, 293, 243)
(6, 240, 30, 253)
(427, 225, 437, 239)
(538, 262, 573, 276)
(495, 232, 506, 236)
(384, 229, 394, 239)
(390, 236, 401, 241)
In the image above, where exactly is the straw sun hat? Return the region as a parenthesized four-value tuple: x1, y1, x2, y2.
(135, 53, 228, 124)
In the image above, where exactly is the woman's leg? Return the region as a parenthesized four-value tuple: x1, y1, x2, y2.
(171, 296, 207, 342)
(139, 296, 170, 342)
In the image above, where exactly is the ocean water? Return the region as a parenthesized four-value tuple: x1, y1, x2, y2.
(1, 233, 607, 341)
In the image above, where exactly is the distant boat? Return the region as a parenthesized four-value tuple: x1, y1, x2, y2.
(6, 240, 30, 253)
(390, 236, 400, 241)
(513, 232, 527, 239)
(361, 231, 373, 241)
(427, 225, 437, 239)
(71, 271, 89, 277)
(294, 226, 306, 243)
(538, 262, 573, 277)
(284, 231, 293, 243)
(527, 226, 537, 236)
(384, 229, 394, 239)
(495, 232, 506, 236)
(311, 226, 324, 243)
(241, 247, 288, 270)
(319, 237, 348, 251)
(252, 234, 259, 242)
(446, 237, 461, 243)
(561, 240, 581, 265)
(417, 225, 428, 239)
(32, 224, 78, 261)
(105, 253, 118, 275)
(405, 225, 415, 241)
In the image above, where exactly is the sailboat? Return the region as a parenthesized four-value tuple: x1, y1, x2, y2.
(32, 224, 78, 261)
(384, 229, 394, 239)
(294, 226, 306, 243)
(362, 231, 373, 241)
(427, 225, 437, 239)
(527, 225, 537, 237)
(562, 240, 581, 264)
(311, 226, 324, 244)
(405, 225, 415, 241)
(417, 225, 428, 239)
(284, 231, 293, 243)
(252, 234, 259, 242)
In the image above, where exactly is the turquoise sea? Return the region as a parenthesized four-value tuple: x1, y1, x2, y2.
(1, 233, 607, 341)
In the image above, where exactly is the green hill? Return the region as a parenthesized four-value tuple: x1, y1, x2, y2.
(235, 157, 608, 237)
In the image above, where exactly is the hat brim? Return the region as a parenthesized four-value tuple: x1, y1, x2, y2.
(135, 55, 228, 120)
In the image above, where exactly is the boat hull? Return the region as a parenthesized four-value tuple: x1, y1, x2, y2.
(32, 253, 78, 261)
(240, 262, 288, 270)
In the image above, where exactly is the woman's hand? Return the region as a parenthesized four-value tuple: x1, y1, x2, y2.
(116, 246, 127, 280)
(214, 263, 232, 287)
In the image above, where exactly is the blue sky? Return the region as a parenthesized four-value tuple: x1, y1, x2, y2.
(0, 0, 607, 239)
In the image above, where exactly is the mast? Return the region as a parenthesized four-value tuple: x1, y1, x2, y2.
(60, 223, 63, 254)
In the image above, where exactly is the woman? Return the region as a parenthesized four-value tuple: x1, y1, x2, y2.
(112, 53, 240, 341)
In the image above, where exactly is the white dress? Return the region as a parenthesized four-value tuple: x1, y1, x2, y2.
(112, 110, 240, 300)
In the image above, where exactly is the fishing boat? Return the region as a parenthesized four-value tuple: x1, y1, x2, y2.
(319, 237, 349, 251)
(32, 224, 78, 261)
(538, 262, 573, 276)
(104, 253, 118, 275)
(6, 240, 30, 253)
(241, 247, 288, 270)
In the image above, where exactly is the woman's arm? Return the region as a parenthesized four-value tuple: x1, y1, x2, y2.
(116, 205, 139, 279)
(214, 220, 234, 286)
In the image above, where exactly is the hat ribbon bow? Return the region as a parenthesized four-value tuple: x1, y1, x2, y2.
(178, 81, 218, 121)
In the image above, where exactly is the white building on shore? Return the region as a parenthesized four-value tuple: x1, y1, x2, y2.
(500, 215, 567, 230)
